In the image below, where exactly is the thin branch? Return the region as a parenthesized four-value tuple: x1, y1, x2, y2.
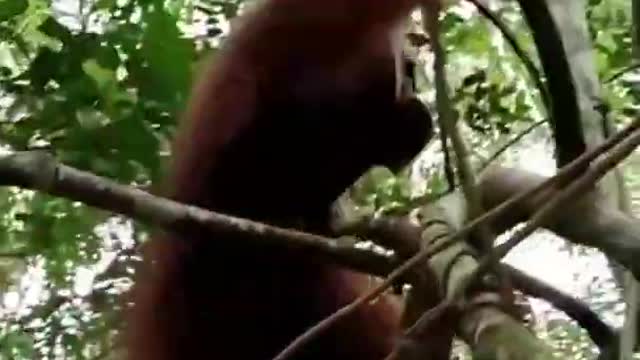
(272, 118, 640, 360)
(439, 128, 457, 191)
(17, 248, 132, 327)
(506, 264, 617, 349)
(490, 127, 640, 267)
(18, 294, 66, 327)
(464, 0, 552, 171)
(605, 63, 640, 84)
(480, 118, 547, 171)
(423, 3, 495, 252)
(409, 125, 640, 336)
(0, 251, 29, 258)
(358, 214, 614, 349)
(467, 0, 552, 112)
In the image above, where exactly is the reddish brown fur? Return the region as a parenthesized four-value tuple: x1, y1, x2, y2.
(128, 0, 432, 359)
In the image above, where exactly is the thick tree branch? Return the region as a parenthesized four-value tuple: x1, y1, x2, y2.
(516, 0, 586, 166)
(488, 125, 640, 270)
(0, 151, 397, 279)
(422, 4, 495, 252)
(481, 166, 640, 277)
(351, 211, 615, 350)
(393, 201, 546, 360)
(407, 125, 640, 345)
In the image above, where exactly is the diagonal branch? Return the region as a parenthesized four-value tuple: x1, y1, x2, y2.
(605, 63, 640, 84)
(272, 119, 640, 360)
(489, 126, 640, 270)
(480, 118, 547, 171)
(407, 124, 640, 341)
(467, 0, 552, 112)
(506, 264, 618, 350)
(0, 139, 625, 358)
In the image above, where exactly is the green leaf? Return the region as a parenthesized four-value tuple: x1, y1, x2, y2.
(94, 0, 117, 9)
(82, 59, 116, 93)
(462, 70, 486, 88)
(139, 6, 194, 114)
(0, 0, 28, 22)
(82, 58, 133, 114)
(28, 48, 62, 91)
(38, 17, 72, 43)
(0, 331, 35, 359)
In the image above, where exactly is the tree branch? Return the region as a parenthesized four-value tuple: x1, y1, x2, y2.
(272, 119, 640, 360)
(0, 140, 627, 360)
(0, 122, 637, 360)
(17, 248, 131, 327)
(480, 118, 547, 171)
(516, 0, 586, 166)
(467, 0, 552, 112)
(0, 251, 29, 258)
(342, 210, 616, 352)
(0, 151, 398, 279)
(605, 63, 640, 84)
(505, 264, 618, 350)
(408, 124, 640, 343)
(489, 123, 640, 270)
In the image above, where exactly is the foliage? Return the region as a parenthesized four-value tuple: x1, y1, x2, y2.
(0, 0, 636, 358)
(0, 0, 226, 357)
